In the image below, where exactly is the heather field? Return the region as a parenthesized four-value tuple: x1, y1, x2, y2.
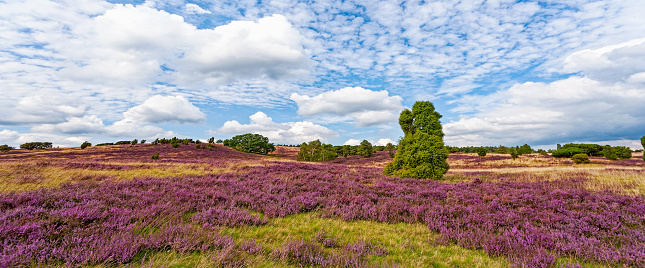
(1, 144, 644, 267)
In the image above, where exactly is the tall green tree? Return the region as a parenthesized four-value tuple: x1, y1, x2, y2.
(223, 133, 275, 155)
(384, 101, 449, 179)
(356, 140, 373, 158)
(385, 142, 396, 158)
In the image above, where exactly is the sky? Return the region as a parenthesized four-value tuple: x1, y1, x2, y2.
(1, 0, 644, 149)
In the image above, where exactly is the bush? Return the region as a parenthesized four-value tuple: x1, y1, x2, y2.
(151, 152, 159, 160)
(614, 146, 632, 159)
(223, 133, 275, 155)
(510, 149, 518, 160)
(140, 140, 146, 144)
(115, 140, 131, 145)
(552, 147, 587, 158)
(80, 141, 91, 149)
(19, 142, 52, 150)
(385, 143, 396, 158)
(95, 143, 114, 146)
(537, 149, 547, 155)
(476, 147, 487, 157)
(384, 101, 449, 180)
(0, 144, 14, 153)
(517, 144, 532, 155)
(572, 153, 590, 164)
(208, 137, 215, 144)
(603, 146, 617, 160)
(130, 139, 138, 146)
(297, 140, 337, 162)
(356, 140, 373, 158)
(171, 142, 180, 148)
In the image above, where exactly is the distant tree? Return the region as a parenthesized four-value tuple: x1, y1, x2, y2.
(510, 148, 518, 160)
(223, 133, 275, 155)
(384, 101, 449, 180)
(518, 144, 532, 155)
(19, 142, 53, 150)
(115, 140, 131, 145)
(356, 140, 373, 158)
(95, 143, 114, 146)
(171, 141, 180, 148)
(603, 146, 617, 160)
(496, 145, 508, 154)
(151, 152, 159, 160)
(80, 141, 91, 149)
(537, 149, 548, 155)
(341, 145, 351, 158)
(614, 146, 632, 159)
(385, 142, 396, 158)
(131, 139, 138, 146)
(642, 136, 645, 162)
(208, 137, 215, 144)
(572, 153, 590, 164)
(0, 144, 14, 153)
(140, 140, 146, 144)
(297, 140, 337, 161)
(477, 147, 487, 157)
(557, 144, 561, 150)
(216, 139, 223, 144)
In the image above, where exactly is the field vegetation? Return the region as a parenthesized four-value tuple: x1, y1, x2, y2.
(1, 141, 644, 267)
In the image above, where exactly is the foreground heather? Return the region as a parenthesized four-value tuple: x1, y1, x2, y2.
(1, 161, 644, 267)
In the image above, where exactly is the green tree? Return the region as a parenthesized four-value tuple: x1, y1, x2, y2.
(615, 146, 632, 159)
(0, 144, 14, 153)
(510, 148, 518, 160)
(80, 141, 91, 149)
(131, 139, 138, 146)
(495, 145, 508, 154)
(572, 153, 590, 164)
(341, 145, 351, 157)
(384, 101, 449, 180)
(385, 142, 396, 158)
(356, 140, 373, 158)
(642, 136, 645, 162)
(476, 147, 487, 157)
(19, 142, 53, 150)
(208, 137, 215, 144)
(603, 145, 617, 160)
(297, 140, 337, 161)
(223, 133, 275, 155)
(518, 144, 532, 155)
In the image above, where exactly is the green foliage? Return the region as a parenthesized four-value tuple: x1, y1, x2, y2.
(115, 140, 131, 145)
(0, 144, 14, 153)
(495, 146, 508, 154)
(216, 139, 223, 144)
(171, 141, 180, 148)
(642, 136, 645, 162)
(384, 101, 449, 180)
(140, 140, 146, 144)
(297, 140, 337, 161)
(95, 143, 114, 146)
(476, 147, 487, 157)
(517, 144, 533, 155)
(510, 149, 518, 160)
(19, 142, 53, 150)
(385, 142, 396, 158)
(552, 147, 587, 158)
(571, 153, 590, 164)
(151, 152, 159, 160)
(614, 146, 632, 159)
(208, 137, 215, 144)
(537, 149, 547, 155)
(341, 145, 351, 158)
(356, 140, 374, 158)
(603, 146, 617, 160)
(131, 139, 138, 146)
(80, 141, 91, 149)
(223, 133, 275, 155)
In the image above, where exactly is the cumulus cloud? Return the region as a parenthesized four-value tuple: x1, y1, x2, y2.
(343, 139, 360, 146)
(122, 95, 206, 124)
(374, 138, 396, 146)
(291, 87, 404, 127)
(445, 38, 645, 147)
(184, 3, 211, 14)
(564, 38, 645, 84)
(217, 112, 337, 144)
(32, 115, 105, 134)
(0, 94, 88, 125)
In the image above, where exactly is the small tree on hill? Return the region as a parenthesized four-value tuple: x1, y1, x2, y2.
(223, 133, 275, 155)
(80, 141, 91, 149)
(510, 148, 518, 160)
(356, 140, 373, 158)
(518, 144, 532, 155)
(384, 101, 449, 180)
(615, 146, 632, 159)
(208, 137, 215, 144)
(0, 144, 14, 153)
(131, 139, 138, 146)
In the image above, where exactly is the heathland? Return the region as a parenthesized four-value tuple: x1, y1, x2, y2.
(1, 143, 644, 267)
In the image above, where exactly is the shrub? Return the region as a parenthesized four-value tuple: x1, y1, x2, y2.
(510, 149, 518, 160)
(552, 147, 587, 158)
(208, 137, 215, 144)
(476, 147, 487, 157)
(384, 101, 449, 180)
(19, 142, 52, 150)
(0, 144, 14, 153)
(614, 146, 632, 159)
(537, 149, 547, 155)
(80, 141, 91, 149)
(140, 140, 146, 144)
(517, 144, 532, 155)
(297, 140, 337, 161)
(150, 152, 159, 160)
(130, 139, 138, 146)
(496, 146, 508, 154)
(223, 133, 275, 155)
(603, 146, 617, 160)
(356, 140, 373, 158)
(571, 153, 590, 164)
(95, 143, 113, 146)
(115, 140, 131, 145)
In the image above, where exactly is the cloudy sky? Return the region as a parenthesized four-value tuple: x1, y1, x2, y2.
(1, 0, 644, 149)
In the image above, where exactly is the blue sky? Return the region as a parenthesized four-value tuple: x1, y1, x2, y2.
(1, 0, 644, 149)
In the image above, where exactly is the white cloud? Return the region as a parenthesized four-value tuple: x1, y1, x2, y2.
(184, 3, 211, 14)
(291, 87, 404, 127)
(564, 38, 645, 84)
(122, 95, 205, 124)
(0, 94, 88, 125)
(217, 111, 337, 144)
(32, 115, 105, 134)
(343, 139, 360, 146)
(374, 138, 396, 146)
